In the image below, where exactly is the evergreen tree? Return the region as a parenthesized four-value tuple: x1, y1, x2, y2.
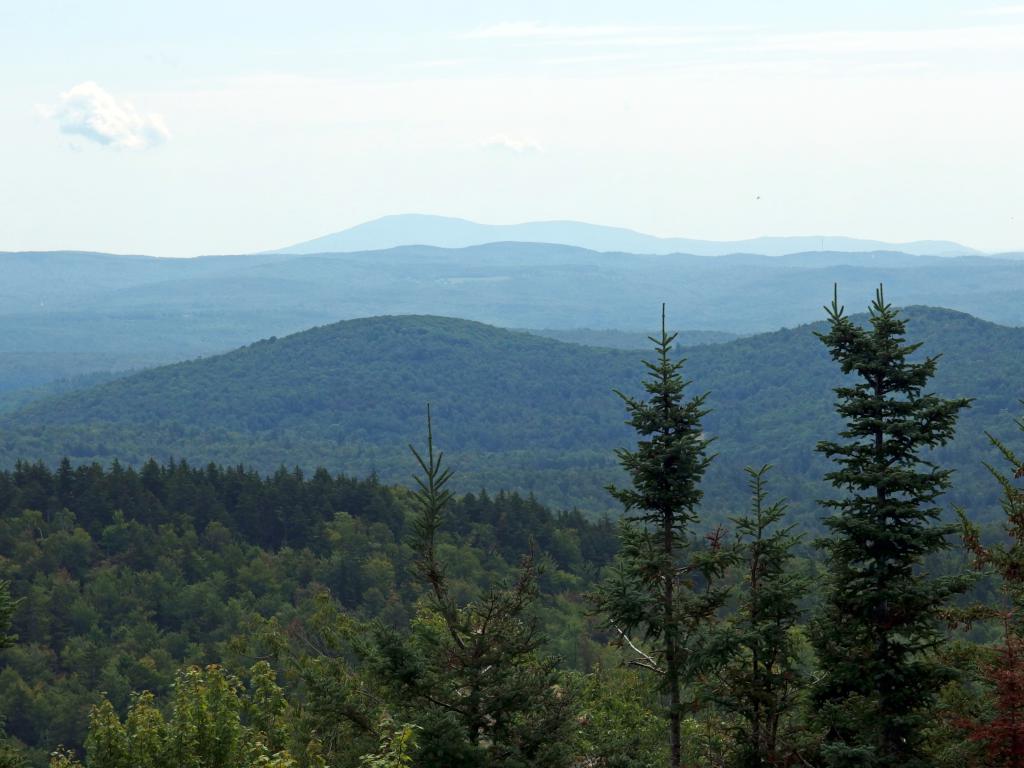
(595, 306, 736, 768)
(368, 406, 575, 767)
(812, 286, 970, 768)
(957, 407, 1024, 767)
(714, 465, 812, 767)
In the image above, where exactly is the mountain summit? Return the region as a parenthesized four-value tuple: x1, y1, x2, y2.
(270, 214, 980, 257)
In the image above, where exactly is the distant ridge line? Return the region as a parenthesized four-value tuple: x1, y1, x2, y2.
(269, 213, 981, 258)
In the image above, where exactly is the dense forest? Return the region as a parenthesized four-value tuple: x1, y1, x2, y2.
(0, 459, 617, 765)
(2, 308, 1021, 522)
(0, 291, 1020, 767)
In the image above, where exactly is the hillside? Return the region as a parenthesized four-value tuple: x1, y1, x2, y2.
(2, 308, 1020, 523)
(522, 328, 740, 349)
(270, 214, 979, 257)
(2, 245, 1024, 393)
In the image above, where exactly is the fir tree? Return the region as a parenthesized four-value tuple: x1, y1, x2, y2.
(595, 306, 736, 768)
(714, 465, 812, 767)
(812, 286, 971, 768)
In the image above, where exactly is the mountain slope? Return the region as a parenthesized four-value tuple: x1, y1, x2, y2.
(2, 309, 1020, 523)
(271, 214, 980, 256)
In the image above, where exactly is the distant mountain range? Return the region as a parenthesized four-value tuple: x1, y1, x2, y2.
(270, 214, 982, 257)
(1, 309, 1019, 522)
(2, 243, 1024, 393)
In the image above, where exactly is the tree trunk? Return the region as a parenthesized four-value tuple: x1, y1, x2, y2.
(664, 506, 682, 768)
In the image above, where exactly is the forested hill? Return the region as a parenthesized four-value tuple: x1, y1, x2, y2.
(1, 308, 1021, 522)
(4, 245, 1024, 392)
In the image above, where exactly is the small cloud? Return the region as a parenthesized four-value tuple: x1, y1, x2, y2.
(40, 81, 170, 150)
(479, 134, 542, 153)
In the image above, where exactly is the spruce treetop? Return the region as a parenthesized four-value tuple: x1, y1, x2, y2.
(609, 304, 713, 531)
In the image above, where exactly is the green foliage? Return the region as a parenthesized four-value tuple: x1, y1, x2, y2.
(0, 580, 20, 655)
(714, 466, 815, 767)
(357, 716, 418, 768)
(0, 460, 613, 766)
(53, 664, 296, 768)
(364, 413, 576, 767)
(595, 307, 738, 768)
(949, 407, 1024, 766)
(245, 595, 383, 767)
(0, 296, 1021, 767)
(0, 581, 26, 768)
(959, 409, 1024, 629)
(572, 665, 668, 768)
(2, 309, 1022, 519)
(812, 287, 971, 768)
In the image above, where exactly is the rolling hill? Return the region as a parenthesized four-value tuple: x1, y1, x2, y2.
(2, 308, 1020, 525)
(2, 244, 1023, 394)
(270, 214, 980, 257)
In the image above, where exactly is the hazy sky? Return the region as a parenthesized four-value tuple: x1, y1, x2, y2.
(2, 0, 1023, 256)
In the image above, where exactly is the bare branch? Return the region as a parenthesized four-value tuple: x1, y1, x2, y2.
(614, 625, 664, 675)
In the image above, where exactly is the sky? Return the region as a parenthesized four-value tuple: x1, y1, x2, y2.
(2, 0, 1023, 257)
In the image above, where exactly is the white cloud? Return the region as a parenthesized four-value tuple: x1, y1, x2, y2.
(479, 134, 542, 153)
(41, 81, 170, 149)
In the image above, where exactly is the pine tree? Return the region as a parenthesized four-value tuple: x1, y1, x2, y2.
(812, 286, 970, 768)
(714, 465, 811, 767)
(595, 306, 736, 768)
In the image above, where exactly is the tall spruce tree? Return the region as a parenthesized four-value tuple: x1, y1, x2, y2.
(595, 306, 736, 768)
(812, 286, 970, 768)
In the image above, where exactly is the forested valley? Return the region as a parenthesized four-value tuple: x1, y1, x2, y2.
(0, 290, 1021, 768)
